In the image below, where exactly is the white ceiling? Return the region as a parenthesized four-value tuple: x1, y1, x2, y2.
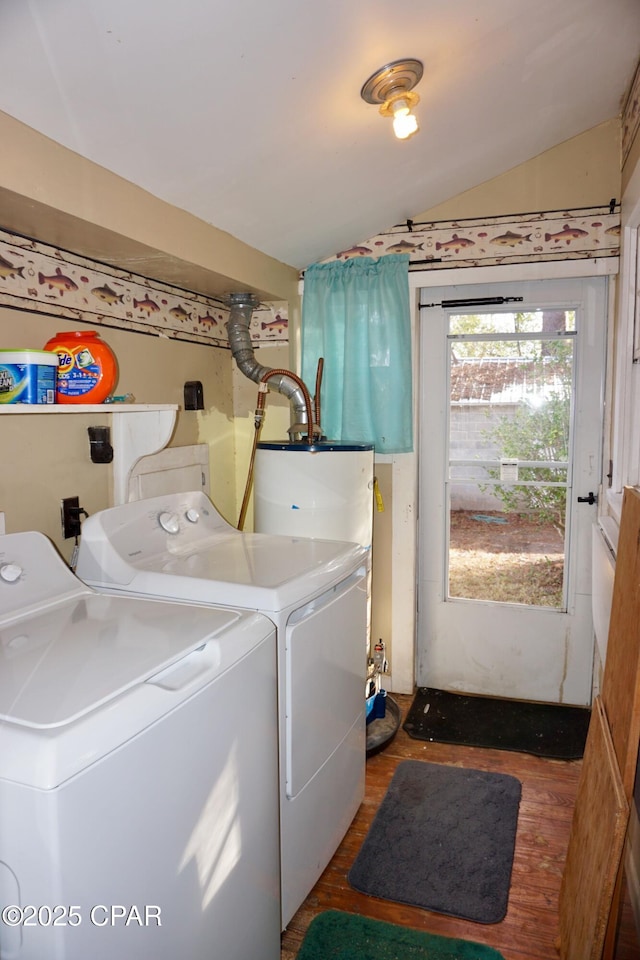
(1, 0, 639, 271)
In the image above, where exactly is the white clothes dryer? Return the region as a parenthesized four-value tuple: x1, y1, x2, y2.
(75, 490, 369, 928)
(0, 531, 280, 960)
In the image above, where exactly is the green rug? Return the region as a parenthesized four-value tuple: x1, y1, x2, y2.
(296, 910, 506, 959)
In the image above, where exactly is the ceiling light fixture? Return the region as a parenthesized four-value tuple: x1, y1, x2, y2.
(360, 58, 423, 140)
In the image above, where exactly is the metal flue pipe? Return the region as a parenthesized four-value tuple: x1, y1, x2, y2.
(225, 292, 314, 439)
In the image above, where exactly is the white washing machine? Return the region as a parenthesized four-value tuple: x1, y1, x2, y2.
(0, 531, 280, 960)
(75, 490, 369, 928)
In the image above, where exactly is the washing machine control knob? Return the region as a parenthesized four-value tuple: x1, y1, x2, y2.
(185, 508, 200, 523)
(0, 562, 22, 583)
(158, 512, 180, 534)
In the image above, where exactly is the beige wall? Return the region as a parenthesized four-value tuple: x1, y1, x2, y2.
(370, 464, 393, 653)
(0, 111, 299, 303)
(0, 306, 298, 557)
(415, 120, 621, 222)
(0, 306, 238, 560)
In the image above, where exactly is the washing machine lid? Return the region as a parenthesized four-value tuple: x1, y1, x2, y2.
(76, 491, 368, 611)
(0, 590, 243, 729)
(0, 531, 273, 789)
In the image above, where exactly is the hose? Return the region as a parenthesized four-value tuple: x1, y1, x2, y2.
(237, 422, 261, 530)
(314, 357, 324, 429)
(237, 386, 268, 529)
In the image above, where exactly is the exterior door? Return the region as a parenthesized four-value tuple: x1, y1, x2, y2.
(417, 277, 606, 705)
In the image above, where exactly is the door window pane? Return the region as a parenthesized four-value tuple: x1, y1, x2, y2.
(447, 311, 574, 608)
(449, 309, 575, 336)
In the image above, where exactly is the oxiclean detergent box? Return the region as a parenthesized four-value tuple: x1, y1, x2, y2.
(0, 350, 58, 404)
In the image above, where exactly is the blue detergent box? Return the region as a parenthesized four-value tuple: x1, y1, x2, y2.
(0, 351, 58, 404)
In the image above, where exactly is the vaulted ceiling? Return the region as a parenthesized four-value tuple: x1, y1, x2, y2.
(1, 0, 639, 271)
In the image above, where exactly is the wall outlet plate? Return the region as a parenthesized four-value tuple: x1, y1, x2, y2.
(184, 380, 204, 411)
(61, 496, 81, 539)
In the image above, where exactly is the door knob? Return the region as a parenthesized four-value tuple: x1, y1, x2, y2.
(577, 492, 598, 505)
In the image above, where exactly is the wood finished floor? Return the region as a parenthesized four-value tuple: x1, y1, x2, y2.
(280, 692, 583, 960)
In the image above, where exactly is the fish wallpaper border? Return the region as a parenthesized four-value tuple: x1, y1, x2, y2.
(0, 229, 288, 348)
(315, 205, 620, 271)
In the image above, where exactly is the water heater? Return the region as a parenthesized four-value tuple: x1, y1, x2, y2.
(253, 441, 374, 548)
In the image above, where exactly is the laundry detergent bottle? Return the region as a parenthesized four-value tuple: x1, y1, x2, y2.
(43, 330, 118, 404)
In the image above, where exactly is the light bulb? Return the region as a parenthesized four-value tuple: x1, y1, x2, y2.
(391, 99, 418, 139)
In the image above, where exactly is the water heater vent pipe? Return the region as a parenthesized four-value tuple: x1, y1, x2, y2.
(225, 292, 315, 439)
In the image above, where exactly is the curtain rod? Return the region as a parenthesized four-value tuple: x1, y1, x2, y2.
(419, 296, 524, 310)
(401, 199, 618, 233)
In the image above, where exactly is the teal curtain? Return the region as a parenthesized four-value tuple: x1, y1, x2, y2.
(301, 254, 413, 454)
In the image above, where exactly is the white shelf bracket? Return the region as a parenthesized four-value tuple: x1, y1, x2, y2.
(111, 408, 177, 504)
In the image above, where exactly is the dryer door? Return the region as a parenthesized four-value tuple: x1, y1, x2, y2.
(285, 571, 367, 798)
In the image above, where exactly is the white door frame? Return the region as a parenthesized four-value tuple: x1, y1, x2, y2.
(381, 258, 617, 696)
(417, 277, 606, 705)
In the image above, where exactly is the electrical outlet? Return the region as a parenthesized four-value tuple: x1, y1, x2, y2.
(61, 496, 81, 539)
